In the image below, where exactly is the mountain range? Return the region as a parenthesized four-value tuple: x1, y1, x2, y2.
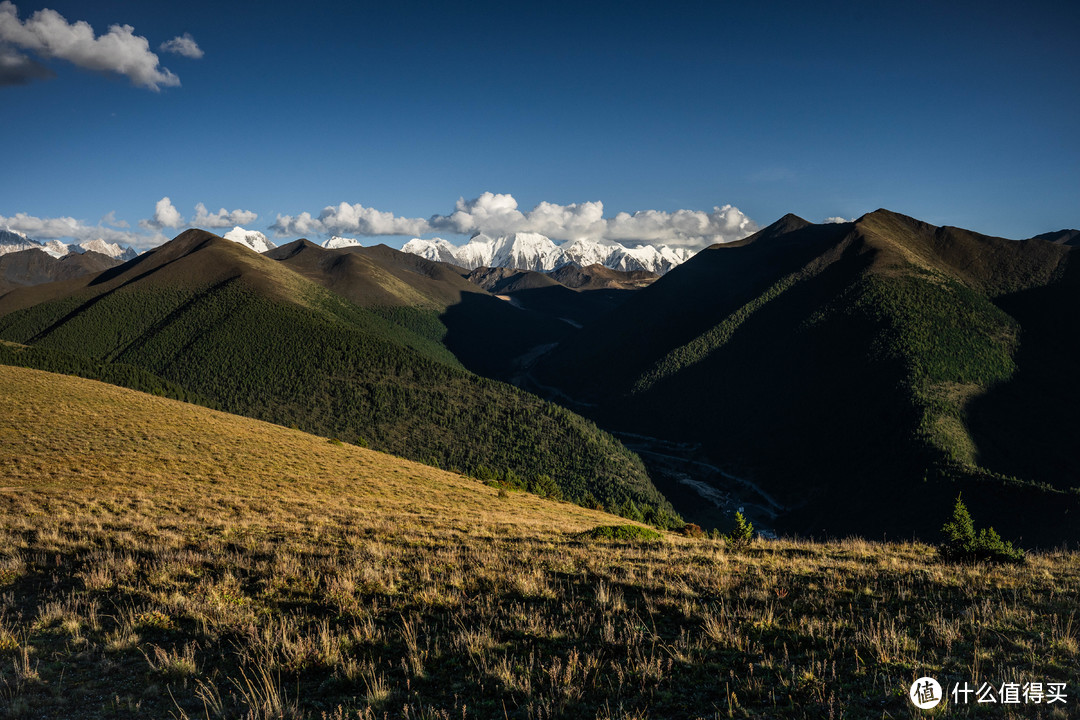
(0, 228, 139, 260)
(402, 232, 693, 274)
(0, 229, 677, 526)
(1, 210, 1078, 545)
(0, 246, 124, 296)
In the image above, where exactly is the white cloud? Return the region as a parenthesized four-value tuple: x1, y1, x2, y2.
(4, 192, 761, 256)
(159, 32, 202, 59)
(192, 202, 257, 228)
(271, 202, 430, 238)
(0, 43, 53, 85)
(0, 2, 180, 90)
(605, 205, 757, 248)
(270, 211, 322, 237)
(100, 210, 129, 228)
(0, 212, 143, 247)
(823, 216, 851, 224)
(139, 197, 184, 230)
(274, 193, 757, 249)
(429, 192, 526, 235)
(430, 193, 756, 249)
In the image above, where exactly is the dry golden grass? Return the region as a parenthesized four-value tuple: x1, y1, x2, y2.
(0, 365, 1077, 719)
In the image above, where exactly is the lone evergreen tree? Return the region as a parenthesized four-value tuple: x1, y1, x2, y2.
(941, 494, 975, 548)
(725, 511, 754, 550)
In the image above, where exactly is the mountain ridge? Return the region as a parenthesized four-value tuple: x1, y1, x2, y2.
(0, 229, 677, 525)
(0, 229, 139, 261)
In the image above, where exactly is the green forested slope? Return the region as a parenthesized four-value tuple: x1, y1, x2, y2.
(0, 230, 677, 525)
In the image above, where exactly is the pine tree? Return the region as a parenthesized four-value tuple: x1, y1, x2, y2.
(939, 495, 1024, 563)
(725, 511, 754, 550)
(941, 494, 975, 547)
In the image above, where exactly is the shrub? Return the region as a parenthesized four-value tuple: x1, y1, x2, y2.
(528, 474, 561, 500)
(582, 524, 663, 542)
(939, 495, 1025, 564)
(680, 523, 705, 538)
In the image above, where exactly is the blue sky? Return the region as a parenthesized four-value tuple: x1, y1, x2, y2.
(1, 0, 1077, 250)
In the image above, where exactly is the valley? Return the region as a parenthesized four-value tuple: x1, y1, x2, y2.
(2, 210, 1079, 546)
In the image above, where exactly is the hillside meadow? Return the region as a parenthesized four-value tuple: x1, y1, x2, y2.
(0, 366, 1077, 719)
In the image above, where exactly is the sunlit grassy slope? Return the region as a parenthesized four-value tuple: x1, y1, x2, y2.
(1, 366, 1077, 719)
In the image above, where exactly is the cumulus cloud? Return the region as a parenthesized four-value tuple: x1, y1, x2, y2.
(429, 193, 756, 249)
(192, 202, 257, 228)
(428, 193, 610, 240)
(274, 193, 757, 249)
(429, 192, 526, 235)
(605, 205, 757, 248)
(271, 202, 430, 238)
(1, 212, 143, 246)
(159, 32, 202, 59)
(0, 2, 180, 90)
(0, 43, 53, 85)
(139, 197, 184, 230)
(823, 216, 851, 224)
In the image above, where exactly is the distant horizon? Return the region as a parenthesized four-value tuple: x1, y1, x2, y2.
(4, 200, 1078, 255)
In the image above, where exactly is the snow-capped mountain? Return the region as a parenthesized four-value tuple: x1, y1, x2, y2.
(401, 237, 459, 265)
(0, 229, 39, 257)
(42, 240, 70, 258)
(223, 227, 276, 253)
(322, 236, 362, 249)
(0, 229, 139, 261)
(453, 232, 564, 273)
(73, 239, 139, 261)
(402, 232, 693, 275)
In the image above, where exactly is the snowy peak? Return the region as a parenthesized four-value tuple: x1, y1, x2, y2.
(322, 236, 362, 250)
(223, 227, 276, 253)
(401, 237, 459, 265)
(43, 240, 70, 258)
(560, 238, 619, 269)
(453, 232, 564, 272)
(75, 238, 139, 261)
(402, 232, 694, 275)
(0, 229, 139, 261)
(0, 229, 39, 257)
(611, 244, 692, 274)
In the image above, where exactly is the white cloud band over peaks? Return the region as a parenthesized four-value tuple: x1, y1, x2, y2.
(193, 203, 257, 228)
(273, 192, 758, 250)
(139, 198, 258, 231)
(271, 202, 431, 238)
(1, 211, 143, 246)
(0, 2, 198, 90)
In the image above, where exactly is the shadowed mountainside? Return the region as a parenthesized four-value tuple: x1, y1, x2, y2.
(0, 248, 122, 297)
(535, 210, 1080, 544)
